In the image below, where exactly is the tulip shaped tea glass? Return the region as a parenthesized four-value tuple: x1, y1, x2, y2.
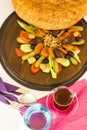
(53, 86, 76, 111)
(24, 103, 52, 130)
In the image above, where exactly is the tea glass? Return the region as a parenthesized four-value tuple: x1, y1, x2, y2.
(53, 86, 76, 111)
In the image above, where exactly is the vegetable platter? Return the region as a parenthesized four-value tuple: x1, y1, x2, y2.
(0, 12, 87, 91)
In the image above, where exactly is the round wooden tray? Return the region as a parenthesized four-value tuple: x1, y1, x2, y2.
(0, 12, 87, 91)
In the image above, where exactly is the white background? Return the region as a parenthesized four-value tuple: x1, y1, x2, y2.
(0, 0, 87, 130)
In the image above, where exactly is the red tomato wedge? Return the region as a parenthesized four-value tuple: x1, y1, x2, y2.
(15, 48, 28, 57)
(31, 63, 40, 73)
(19, 30, 31, 42)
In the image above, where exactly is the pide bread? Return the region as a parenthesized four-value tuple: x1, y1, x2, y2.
(12, 0, 87, 30)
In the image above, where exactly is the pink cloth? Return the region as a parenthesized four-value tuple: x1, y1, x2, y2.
(19, 79, 87, 130)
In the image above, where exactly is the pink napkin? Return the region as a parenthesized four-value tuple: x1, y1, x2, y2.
(19, 79, 87, 130)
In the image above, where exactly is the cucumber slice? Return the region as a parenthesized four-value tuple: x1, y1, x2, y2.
(40, 63, 50, 73)
(20, 44, 33, 52)
(17, 37, 28, 43)
(27, 57, 36, 64)
(70, 57, 78, 65)
(56, 58, 70, 67)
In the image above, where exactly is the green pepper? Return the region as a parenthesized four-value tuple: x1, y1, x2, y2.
(48, 56, 57, 79)
(17, 20, 36, 34)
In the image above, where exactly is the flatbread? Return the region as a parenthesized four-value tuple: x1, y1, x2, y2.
(12, 0, 87, 30)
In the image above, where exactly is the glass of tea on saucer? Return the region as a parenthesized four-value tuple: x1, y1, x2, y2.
(46, 86, 78, 117)
(53, 86, 76, 111)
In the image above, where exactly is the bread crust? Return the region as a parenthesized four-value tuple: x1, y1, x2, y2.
(12, 0, 87, 30)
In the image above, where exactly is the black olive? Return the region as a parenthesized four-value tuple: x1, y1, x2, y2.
(30, 44, 36, 49)
(64, 51, 74, 59)
(75, 36, 81, 42)
(42, 58, 49, 64)
(62, 36, 74, 44)
(30, 37, 43, 45)
(34, 54, 40, 60)
(68, 51, 74, 57)
(49, 30, 61, 37)
(64, 54, 71, 59)
(65, 29, 69, 32)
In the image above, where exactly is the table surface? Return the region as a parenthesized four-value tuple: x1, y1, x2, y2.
(0, 1, 87, 130)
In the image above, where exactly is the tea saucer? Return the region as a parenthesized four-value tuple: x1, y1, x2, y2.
(46, 93, 79, 118)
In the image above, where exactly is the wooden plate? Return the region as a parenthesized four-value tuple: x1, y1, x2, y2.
(0, 12, 87, 91)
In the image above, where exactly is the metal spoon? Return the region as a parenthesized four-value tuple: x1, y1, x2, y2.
(19, 92, 37, 105)
(11, 92, 37, 109)
(70, 92, 76, 98)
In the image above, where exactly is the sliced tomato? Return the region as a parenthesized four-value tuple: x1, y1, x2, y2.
(19, 30, 31, 42)
(15, 48, 28, 57)
(31, 63, 40, 73)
